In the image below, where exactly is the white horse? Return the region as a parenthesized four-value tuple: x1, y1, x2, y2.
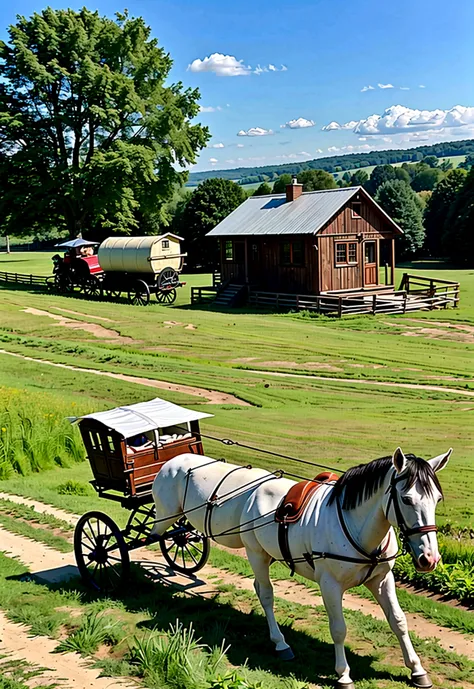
(151, 447, 451, 689)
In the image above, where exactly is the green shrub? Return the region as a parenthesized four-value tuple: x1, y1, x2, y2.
(56, 612, 124, 655)
(56, 480, 90, 496)
(394, 553, 474, 605)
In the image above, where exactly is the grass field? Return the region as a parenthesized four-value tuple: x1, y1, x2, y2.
(0, 251, 473, 687)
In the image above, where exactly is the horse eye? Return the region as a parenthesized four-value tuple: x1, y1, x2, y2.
(401, 496, 413, 506)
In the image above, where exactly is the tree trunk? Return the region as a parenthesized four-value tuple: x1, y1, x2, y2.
(6, 235, 10, 253)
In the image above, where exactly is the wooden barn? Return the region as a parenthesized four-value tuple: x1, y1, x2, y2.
(206, 180, 402, 296)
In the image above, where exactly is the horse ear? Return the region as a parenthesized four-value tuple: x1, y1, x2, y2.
(428, 448, 452, 473)
(392, 447, 407, 474)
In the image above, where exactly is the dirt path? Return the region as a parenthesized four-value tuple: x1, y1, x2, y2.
(0, 609, 134, 689)
(51, 307, 116, 323)
(0, 493, 472, 659)
(247, 369, 474, 398)
(0, 349, 250, 406)
(22, 307, 135, 345)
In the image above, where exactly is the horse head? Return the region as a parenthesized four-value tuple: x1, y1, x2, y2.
(387, 447, 452, 573)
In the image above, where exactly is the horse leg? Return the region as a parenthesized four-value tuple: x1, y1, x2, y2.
(319, 576, 354, 688)
(245, 548, 294, 660)
(365, 570, 431, 688)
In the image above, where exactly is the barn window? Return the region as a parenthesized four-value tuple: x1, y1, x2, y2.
(335, 241, 358, 266)
(280, 240, 304, 266)
(351, 202, 362, 219)
(162, 239, 170, 249)
(225, 240, 233, 261)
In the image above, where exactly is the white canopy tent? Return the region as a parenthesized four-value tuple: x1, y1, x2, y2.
(71, 397, 213, 439)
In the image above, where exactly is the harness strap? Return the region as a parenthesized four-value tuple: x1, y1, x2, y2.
(278, 522, 295, 576)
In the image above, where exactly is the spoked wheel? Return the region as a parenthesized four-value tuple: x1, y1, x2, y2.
(74, 511, 130, 592)
(156, 288, 176, 305)
(159, 516, 209, 574)
(105, 289, 122, 300)
(124, 504, 159, 549)
(83, 277, 103, 299)
(157, 267, 179, 290)
(128, 279, 150, 306)
(54, 273, 74, 294)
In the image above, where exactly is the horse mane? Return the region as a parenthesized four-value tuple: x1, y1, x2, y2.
(327, 454, 443, 510)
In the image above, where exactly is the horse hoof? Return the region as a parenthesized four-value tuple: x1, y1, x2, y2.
(336, 682, 355, 689)
(411, 673, 433, 688)
(276, 646, 295, 661)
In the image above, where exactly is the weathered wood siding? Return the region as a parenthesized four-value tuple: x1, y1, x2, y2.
(318, 197, 395, 293)
(217, 193, 398, 295)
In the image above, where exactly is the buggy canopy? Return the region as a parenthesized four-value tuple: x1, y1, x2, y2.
(55, 238, 100, 249)
(71, 397, 213, 438)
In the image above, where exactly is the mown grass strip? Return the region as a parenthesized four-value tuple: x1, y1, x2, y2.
(0, 498, 74, 532)
(0, 513, 72, 553)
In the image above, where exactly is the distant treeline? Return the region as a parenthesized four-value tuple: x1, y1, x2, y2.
(188, 139, 474, 185)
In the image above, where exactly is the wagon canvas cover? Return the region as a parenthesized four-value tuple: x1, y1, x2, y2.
(71, 397, 212, 438)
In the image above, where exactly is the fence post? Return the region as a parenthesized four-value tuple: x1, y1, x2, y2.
(337, 297, 342, 318)
(403, 292, 407, 314)
(372, 294, 377, 315)
(296, 294, 300, 311)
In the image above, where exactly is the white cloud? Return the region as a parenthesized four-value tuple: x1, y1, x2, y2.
(236, 143, 244, 148)
(281, 117, 315, 129)
(378, 83, 394, 89)
(361, 85, 375, 92)
(358, 137, 367, 141)
(328, 146, 339, 152)
(321, 120, 358, 132)
(315, 148, 323, 153)
(298, 151, 312, 156)
(354, 104, 474, 135)
(382, 137, 392, 142)
(209, 142, 225, 149)
(188, 53, 251, 77)
(419, 84, 426, 88)
(209, 157, 218, 164)
(400, 87, 410, 91)
(254, 63, 288, 75)
(199, 105, 223, 112)
(237, 127, 273, 137)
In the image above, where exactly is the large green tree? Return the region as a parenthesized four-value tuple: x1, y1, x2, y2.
(411, 168, 443, 192)
(297, 169, 337, 191)
(364, 164, 396, 195)
(253, 182, 272, 196)
(443, 167, 474, 264)
(0, 8, 209, 239)
(176, 178, 246, 269)
(272, 174, 293, 194)
(375, 180, 425, 257)
(424, 168, 467, 255)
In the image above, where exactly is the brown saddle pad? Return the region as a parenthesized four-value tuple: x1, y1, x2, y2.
(275, 471, 339, 524)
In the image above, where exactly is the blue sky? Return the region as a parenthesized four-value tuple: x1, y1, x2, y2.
(1, 0, 473, 172)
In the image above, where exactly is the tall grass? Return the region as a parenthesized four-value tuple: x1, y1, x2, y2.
(0, 386, 85, 478)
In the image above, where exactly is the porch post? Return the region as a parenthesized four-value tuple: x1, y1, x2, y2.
(391, 239, 395, 286)
(244, 237, 249, 284)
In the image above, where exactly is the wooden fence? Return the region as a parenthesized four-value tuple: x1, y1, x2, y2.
(0, 270, 48, 288)
(248, 273, 460, 317)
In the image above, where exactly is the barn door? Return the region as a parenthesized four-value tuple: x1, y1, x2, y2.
(364, 241, 377, 286)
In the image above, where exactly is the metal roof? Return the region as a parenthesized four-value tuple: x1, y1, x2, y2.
(206, 187, 402, 237)
(71, 397, 213, 438)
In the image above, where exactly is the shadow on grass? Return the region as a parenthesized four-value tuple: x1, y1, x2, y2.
(8, 561, 411, 688)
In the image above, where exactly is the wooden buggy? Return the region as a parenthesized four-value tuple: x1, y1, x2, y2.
(72, 398, 212, 592)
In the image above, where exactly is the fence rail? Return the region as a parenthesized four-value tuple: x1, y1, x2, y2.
(0, 270, 49, 288)
(190, 285, 219, 305)
(249, 273, 460, 317)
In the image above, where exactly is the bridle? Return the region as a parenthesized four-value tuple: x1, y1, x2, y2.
(384, 470, 438, 559)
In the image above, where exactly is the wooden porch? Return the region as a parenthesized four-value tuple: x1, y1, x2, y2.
(247, 274, 460, 317)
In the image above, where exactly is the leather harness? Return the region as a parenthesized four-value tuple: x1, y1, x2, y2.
(275, 469, 438, 581)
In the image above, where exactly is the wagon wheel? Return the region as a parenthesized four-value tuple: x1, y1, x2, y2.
(157, 267, 179, 290)
(128, 279, 150, 306)
(83, 276, 103, 299)
(159, 516, 209, 574)
(54, 273, 74, 294)
(156, 288, 177, 305)
(124, 504, 158, 549)
(105, 289, 122, 300)
(74, 511, 130, 592)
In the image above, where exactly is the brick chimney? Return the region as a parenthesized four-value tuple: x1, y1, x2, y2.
(286, 176, 303, 202)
